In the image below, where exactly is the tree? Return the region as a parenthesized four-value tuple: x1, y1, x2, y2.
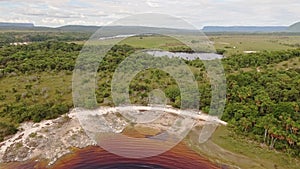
(165, 86, 180, 102)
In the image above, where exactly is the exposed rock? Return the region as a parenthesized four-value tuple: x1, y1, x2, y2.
(0, 106, 225, 166)
(0, 112, 96, 165)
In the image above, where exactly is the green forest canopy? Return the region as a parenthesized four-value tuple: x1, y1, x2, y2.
(0, 41, 299, 157)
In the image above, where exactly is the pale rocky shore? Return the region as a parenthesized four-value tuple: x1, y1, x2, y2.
(0, 106, 226, 166)
(0, 110, 97, 165)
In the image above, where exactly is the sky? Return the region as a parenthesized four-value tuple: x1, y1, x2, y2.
(0, 0, 299, 28)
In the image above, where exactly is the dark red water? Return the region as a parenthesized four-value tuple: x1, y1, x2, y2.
(2, 128, 221, 169)
(2, 142, 221, 169)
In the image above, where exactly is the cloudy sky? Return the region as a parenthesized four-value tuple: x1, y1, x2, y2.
(0, 0, 299, 28)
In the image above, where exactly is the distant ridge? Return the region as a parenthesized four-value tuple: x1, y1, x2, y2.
(0, 22, 34, 28)
(202, 26, 288, 33)
(0, 22, 298, 33)
(58, 25, 289, 33)
(57, 25, 101, 32)
(0, 22, 55, 31)
(288, 22, 300, 32)
(57, 25, 199, 35)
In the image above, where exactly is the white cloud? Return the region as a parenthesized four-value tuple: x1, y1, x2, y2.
(146, 0, 160, 7)
(41, 18, 65, 25)
(0, 0, 299, 28)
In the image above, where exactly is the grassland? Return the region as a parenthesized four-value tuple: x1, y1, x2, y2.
(187, 126, 300, 169)
(271, 57, 300, 70)
(213, 127, 300, 169)
(0, 72, 73, 111)
(72, 34, 300, 57)
(209, 34, 300, 56)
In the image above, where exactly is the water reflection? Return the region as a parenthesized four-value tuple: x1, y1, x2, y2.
(146, 51, 223, 60)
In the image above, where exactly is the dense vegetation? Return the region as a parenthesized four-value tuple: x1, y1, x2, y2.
(0, 32, 90, 47)
(187, 49, 300, 156)
(223, 50, 300, 71)
(224, 69, 300, 156)
(0, 39, 299, 157)
(0, 41, 81, 141)
(0, 41, 81, 75)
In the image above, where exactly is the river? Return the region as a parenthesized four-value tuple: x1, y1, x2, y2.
(3, 143, 220, 169)
(2, 128, 222, 169)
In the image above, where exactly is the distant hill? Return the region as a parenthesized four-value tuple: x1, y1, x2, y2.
(0, 22, 34, 28)
(0, 22, 298, 33)
(57, 25, 101, 32)
(288, 22, 300, 32)
(0, 23, 198, 35)
(202, 26, 288, 33)
(0, 22, 57, 31)
(57, 25, 199, 35)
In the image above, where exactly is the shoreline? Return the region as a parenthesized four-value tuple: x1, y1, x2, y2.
(0, 106, 226, 167)
(2, 106, 298, 169)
